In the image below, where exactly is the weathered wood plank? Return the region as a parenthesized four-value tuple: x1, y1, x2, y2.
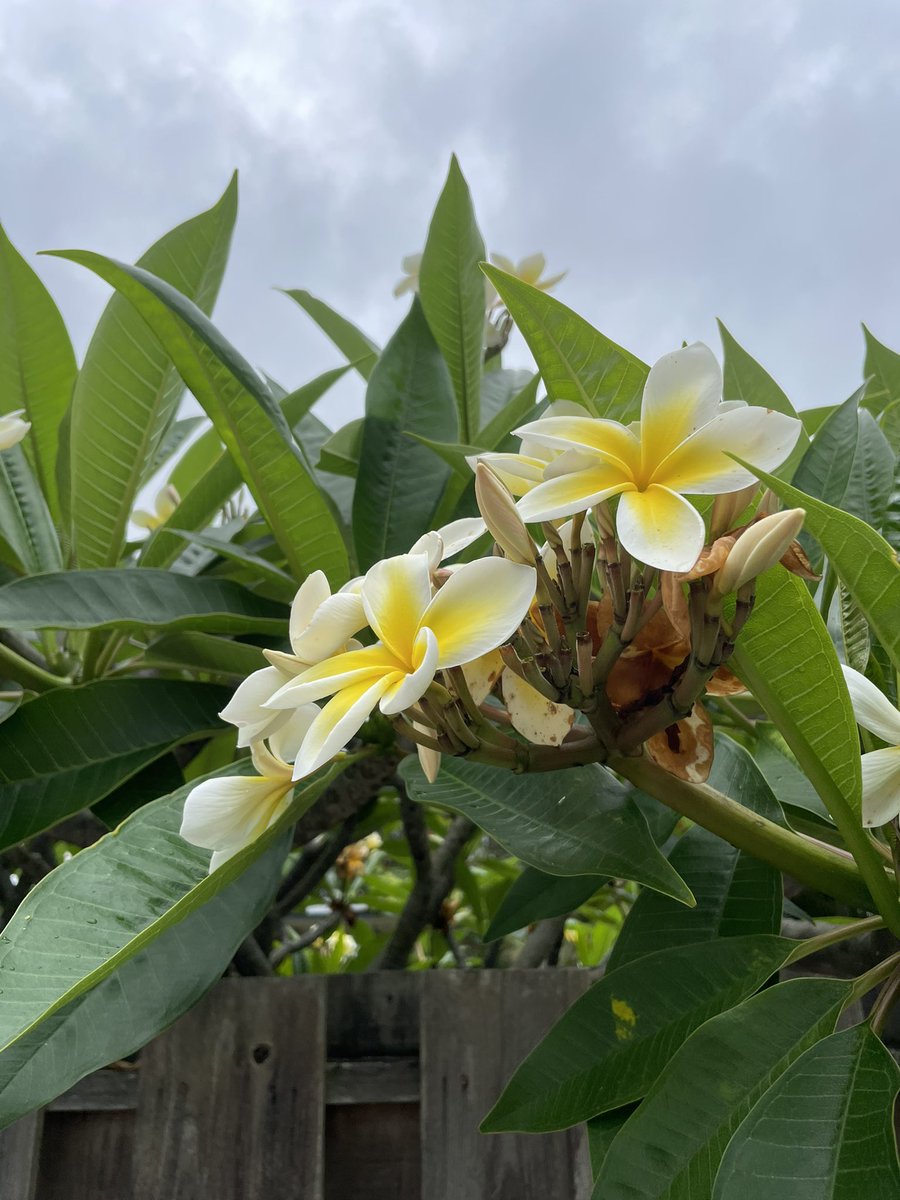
(325, 1103, 420, 1200)
(35, 1113, 133, 1200)
(327, 973, 421, 1057)
(48, 1068, 138, 1113)
(133, 978, 326, 1200)
(0, 1110, 43, 1200)
(420, 970, 596, 1200)
(325, 1056, 419, 1105)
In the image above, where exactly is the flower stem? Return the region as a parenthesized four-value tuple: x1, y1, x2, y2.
(0, 639, 69, 692)
(869, 962, 900, 1035)
(783, 914, 885, 965)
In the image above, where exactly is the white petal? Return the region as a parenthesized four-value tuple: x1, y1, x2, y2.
(291, 591, 367, 664)
(514, 415, 640, 473)
(408, 530, 445, 572)
(652, 407, 801, 494)
(267, 704, 321, 764)
(435, 517, 486, 559)
(616, 486, 707, 572)
(841, 666, 900, 744)
(265, 644, 399, 708)
(416, 742, 442, 783)
(362, 552, 433, 662)
(502, 671, 574, 745)
(467, 452, 547, 496)
(490, 252, 516, 275)
(463, 650, 505, 704)
(423, 557, 536, 668)
(220, 667, 291, 748)
(517, 458, 632, 523)
(860, 747, 900, 827)
(180, 774, 290, 854)
(380, 627, 440, 715)
(640, 343, 723, 472)
(293, 675, 394, 780)
(517, 252, 546, 283)
(0, 411, 31, 451)
(289, 571, 332, 650)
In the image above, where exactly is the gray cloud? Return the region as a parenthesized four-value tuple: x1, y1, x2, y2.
(2, 0, 899, 428)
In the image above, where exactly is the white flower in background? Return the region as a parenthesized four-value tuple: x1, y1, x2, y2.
(393, 252, 422, 297)
(514, 342, 801, 572)
(180, 707, 319, 871)
(265, 551, 537, 780)
(133, 484, 180, 531)
(841, 665, 900, 827)
(490, 252, 567, 293)
(0, 410, 30, 451)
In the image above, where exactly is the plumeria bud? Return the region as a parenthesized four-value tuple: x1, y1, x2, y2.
(475, 463, 536, 564)
(756, 488, 780, 517)
(709, 483, 759, 538)
(713, 509, 806, 597)
(0, 410, 31, 451)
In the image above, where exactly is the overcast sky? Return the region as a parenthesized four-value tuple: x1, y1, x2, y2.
(3, 0, 900, 429)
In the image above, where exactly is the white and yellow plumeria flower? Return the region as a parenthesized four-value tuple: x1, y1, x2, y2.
(514, 342, 801, 572)
(265, 551, 537, 780)
(393, 252, 422, 297)
(0, 410, 30, 451)
(133, 484, 180, 531)
(468, 401, 585, 498)
(180, 707, 318, 871)
(841, 665, 900, 827)
(490, 252, 567, 293)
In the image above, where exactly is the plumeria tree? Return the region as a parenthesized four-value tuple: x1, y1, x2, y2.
(0, 156, 899, 1192)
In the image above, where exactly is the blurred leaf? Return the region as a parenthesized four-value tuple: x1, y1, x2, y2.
(53, 252, 350, 587)
(283, 289, 379, 379)
(419, 155, 485, 442)
(0, 223, 77, 523)
(863, 324, 900, 414)
(0, 759, 342, 1129)
(485, 868, 605, 941)
(143, 631, 267, 678)
(714, 1024, 900, 1199)
(146, 414, 205, 481)
(353, 297, 456, 569)
(167, 528, 295, 597)
(0, 445, 61, 574)
(587, 1108, 637, 1180)
(401, 758, 692, 904)
(481, 934, 794, 1132)
(838, 581, 870, 673)
(0, 569, 287, 634)
(482, 265, 648, 421)
(592, 977, 850, 1199)
(881, 398, 900, 453)
(0, 678, 229, 848)
(68, 176, 237, 568)
(842, 408, 895, 533)
(92, 752, 185, 828)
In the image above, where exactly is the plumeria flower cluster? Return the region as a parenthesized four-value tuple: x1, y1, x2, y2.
(181, 341, 809, 871)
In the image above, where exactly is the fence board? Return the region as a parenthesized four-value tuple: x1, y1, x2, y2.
(132, 978, 326, 1200)
(420, 970, 596, 1200)
(0, 1110, 43, 1200)
(35, 1112, 133, 1200)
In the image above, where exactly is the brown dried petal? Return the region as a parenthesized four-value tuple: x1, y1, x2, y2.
(660, 571, 692, 642)
(678, 535, 735, 582)
(780, 538, 819, 581)
(705, 666, 748, 697)
(646, 702, 714, 783)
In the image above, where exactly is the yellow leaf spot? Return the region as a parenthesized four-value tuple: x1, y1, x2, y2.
(611, 997, 637, 1041)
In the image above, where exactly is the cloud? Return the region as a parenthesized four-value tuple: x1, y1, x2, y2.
(2, 0, 900, 427)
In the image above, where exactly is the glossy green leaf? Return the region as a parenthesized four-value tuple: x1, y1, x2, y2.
(0, 223, 77, 523)
(593, 977, 850, 1199)
(718, 321, 808, 476)
(0, 678, 229, 848)
(0, 759, 341, 1127)
(791, 391, 860, 510)
(353, 297, 456, 569)
(0, 569, 288, 634)
(167, 528, 295, 596)
(481, 934, 794, 1132)
(419, 155, 485, 442)
(800, 405, 836, 435)
(143, 631, 267, 678)
(842, 408, 895, 533)
(750, 729, 831, 825)
(283, 289, 379, 379)
(863, 324, 900, 415)
(482, 265, 648, 421)
(0, 445, 61, 573)
(68, 177, 237, 568)
(714, 1025, 900, 1200)
(587, 1108, 637, 1179)
(749, 464, 900, 674)
(317, 416, 363, 478)
(485, 868, 606, 941)
(607, 736, 784, 971)
(400, 757, 692, 904)
(51, 253, 349, 587)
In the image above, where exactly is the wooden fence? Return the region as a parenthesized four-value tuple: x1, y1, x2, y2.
(0, 970, 599, 1200)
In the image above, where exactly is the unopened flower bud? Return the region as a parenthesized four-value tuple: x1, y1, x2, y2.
(713, 509, 806, 597)
(710, 483, 759, 538)
(0, 410, 31, 451)
(474, 463, 536, 564)
(756, 489, 780, 518)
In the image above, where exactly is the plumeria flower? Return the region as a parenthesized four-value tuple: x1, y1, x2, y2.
(133, 484, 180, 531)
(180, 707, 319, 871)
(0, 410, 31, 451)
(490, 252, 567, 294)
(393, 252, 422, 297)
(265, 551, 537, 780)
(468, 401, 585, 497)
(513, 342, 801, 572)
(841, 665, 900, 827)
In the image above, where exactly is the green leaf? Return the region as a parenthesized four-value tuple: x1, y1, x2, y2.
(747, 464, 900, 675)
(353, 297, 457, 569)
(714, 1024, 900, 1199)
(400, 757, 692, 904)
(843, 408, 895, 533)
(418, 155, 485, 441)
(0, 678, 229, 849)
(592, 976, 850, 1199)
(837, 581, 870, 673)
(167, 528, 295, 597)
(283, 289, 379, 379)
(68, 176, 237, 568)
(0, 759, 341, 1127)
(142, 632, 267, 678)
(52, 252, 350, 587)
(481, 934, 794, 1132)
(750, 728, 832, 825)
(0, 445, 61, 574)
(146, 414, 205, 480)
(0, 223, 77, 524)
(482, 265, 648, 421)
(863, 324, 900, 415)
(0, 569, 288, 634)
(717, 321, 808, 476)
(607, 736, 784, 971)
(477, 371, 542, 446)
(800, 405, 836, 435)
(317, 416, 363, 478)
(479, 368, 536, 428)
(791, 390, 860, 510)
(587, 1108, 637, 1179)
(882, 399, 900, 453)
(485, 868, 606, 941)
